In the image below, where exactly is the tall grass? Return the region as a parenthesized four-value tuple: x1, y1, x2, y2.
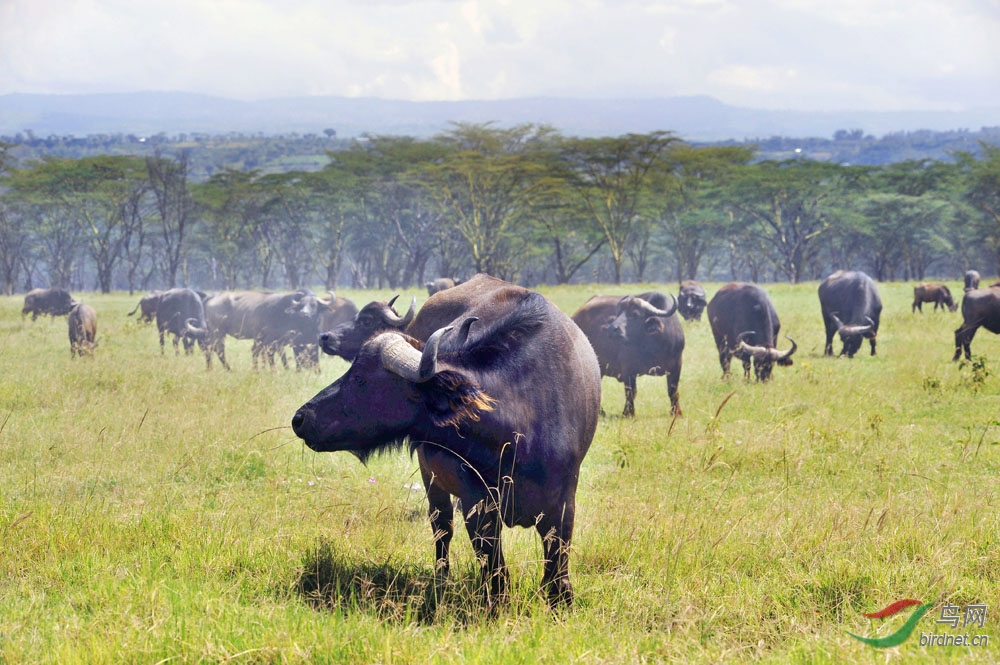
(0, 282, 997, 664)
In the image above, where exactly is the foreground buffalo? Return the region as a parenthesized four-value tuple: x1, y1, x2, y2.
(204, 290, 340, 370)
(22, 288, 76, 321)
(677, 280, 708, 321)
(965, 270, 981, 291)
(572, 292, 683, 416)
(68, 303, 97, 358)
(155, 288, 210, 362)
(127, 291, 163, 323)
(292, 277, 601, 608)
(953, 287, 1000, 361)
(912, 283, 957, 313)
(707, 283, 796, 381)
(819, 270, 883, 358)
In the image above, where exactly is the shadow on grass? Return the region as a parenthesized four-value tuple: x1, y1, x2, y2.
(295, 538, 489, 624)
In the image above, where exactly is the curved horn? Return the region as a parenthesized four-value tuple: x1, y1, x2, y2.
(638, 294, 678, 318)
(838, 316, 874, 338)
(184, 318, 208, 337)
(379, 295, 417, 327)
(418, 326, 453, 382)
(456, 316, 478, 345)
(771, 335, 798, 361)
(320, 290, 335, 305)
(377, 326, 454, 383)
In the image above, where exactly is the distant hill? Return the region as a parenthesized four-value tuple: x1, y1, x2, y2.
(1, 92, 998, 142)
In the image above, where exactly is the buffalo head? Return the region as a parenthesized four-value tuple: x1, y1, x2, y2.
(733, 331, 797, 381)
(319, 295, 416, 361)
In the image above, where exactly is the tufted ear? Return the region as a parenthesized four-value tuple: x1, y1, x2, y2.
(644, 316, 664, 334)
(416, 369, 497, 429)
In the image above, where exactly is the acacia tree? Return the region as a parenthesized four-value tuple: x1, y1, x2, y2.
(653, 144, 754, 282)
(193, 168, 268, 289)
(417, 123, 560, 279)
(560, 131, 679, 284)
(959, 144, 1000, 273)
(147, 150, 194, 287)
(0, 142, 31, 294)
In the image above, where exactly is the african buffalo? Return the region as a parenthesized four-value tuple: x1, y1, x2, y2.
(707, 283, 796, 381)
(912, 283, 957, 313)
(127, 291, 163, 323)
(319, 295, 417, 360)
(22, 288, 76, 321)
(572, 292, 683, 416)
(819, 270, 883, 358)
(292, 276, 601, 609)
(953, 287, 1000, 361)
(68, 303, 97, 358)
(289, 294, 358, 371)
(677, 280, 708, 321)
(965, 270, 981, 291)
(155, 288, 210, 363)
(425, 277, 462, 296)
(204, 290, 340, 371)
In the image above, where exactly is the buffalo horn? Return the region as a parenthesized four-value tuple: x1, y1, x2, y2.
(772, 336, 797, 361)
(184, 318, 208, 337)
(378, 326, 453, 383)
(456, 316, 478, 345)
(836, 315, 874, 338)
(380, 295, 417, 327)
(636, 294, 678, 318)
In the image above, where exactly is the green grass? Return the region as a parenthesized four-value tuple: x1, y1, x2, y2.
(1, 281, 997, 664)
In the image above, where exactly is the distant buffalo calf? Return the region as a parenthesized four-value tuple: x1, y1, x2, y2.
(912, 283, 956, 313)
(68, 303, 98, 358)
(23, 288, 76, 321)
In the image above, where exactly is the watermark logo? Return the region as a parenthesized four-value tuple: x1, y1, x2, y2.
(848, 599, 989, 649)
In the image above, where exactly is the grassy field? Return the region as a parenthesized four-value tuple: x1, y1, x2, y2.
(1, 281, 997, 664)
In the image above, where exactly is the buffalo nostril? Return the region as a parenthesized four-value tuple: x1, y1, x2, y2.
(291, 410, 306, 434)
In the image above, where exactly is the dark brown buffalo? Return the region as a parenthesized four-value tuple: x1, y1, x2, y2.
(953, 287, 1000, 361)
(22, 288, 76, 321)
(819, 270, 883, 358)
(571, 292, 683, 416)
(425, 277, 462, 296)
(706, 283, 796, 381)
(965, 270, 981, 291)
(290, 294, 358, 370)
(155, 288, 211, 363)
(68, 303, 97, 358)
(677, 280, 708, 321)
(319, 295, 417, 360)
(204, 290, 339, 370)
(912, 283, 957, 313)
(127, 290, 163, 323)
(292, 276, 601, 608)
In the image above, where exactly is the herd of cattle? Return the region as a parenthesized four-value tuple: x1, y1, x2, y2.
(17, 269, 1000, 607)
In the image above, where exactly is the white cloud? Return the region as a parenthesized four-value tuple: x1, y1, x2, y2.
(0, 0, 997, 110)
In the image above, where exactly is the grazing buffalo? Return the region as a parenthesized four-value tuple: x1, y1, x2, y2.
(819, 271, 883, 358)
(67, 303, 97, 358)
(22, 288, 76, 321)
(127, 290, 163, 323)
(155, 288, 211, 362)
(707, 283, 796, 381)
(292, 276, 601, 608)
(425, 277, 462, 296)
(677, 280, 708, 321)
(965, 270, 981, 291)
(572, 292, 684, 416)
(204, 290, 340, 370)
(912, 283, 957, 313)
(953, 287, 1000, 361)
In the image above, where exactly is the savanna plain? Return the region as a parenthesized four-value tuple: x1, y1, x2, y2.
(0, 281, 997, 664)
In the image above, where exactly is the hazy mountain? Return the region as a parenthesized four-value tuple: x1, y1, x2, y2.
(1, 92, 997, 142)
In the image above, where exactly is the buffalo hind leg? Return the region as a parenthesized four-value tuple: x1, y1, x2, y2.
(536, 501, 576, 608)
(462, 495, 508, 611)
(667, 371, 682, 416)
(868, 333, 877, 356)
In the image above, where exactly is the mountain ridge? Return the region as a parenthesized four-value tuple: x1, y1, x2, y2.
(1, 91, 997, 142)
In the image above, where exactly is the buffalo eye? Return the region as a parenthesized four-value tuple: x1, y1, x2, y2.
(353, 374, 366, 387)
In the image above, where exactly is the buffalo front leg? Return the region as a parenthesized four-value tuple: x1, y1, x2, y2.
(868, 333, 877, 356)
(462, 495, 508, 611)
(536, 501, 576, 607)
(622, 374, 637, 417)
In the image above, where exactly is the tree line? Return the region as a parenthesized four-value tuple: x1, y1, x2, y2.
(1, 122, 999, 296)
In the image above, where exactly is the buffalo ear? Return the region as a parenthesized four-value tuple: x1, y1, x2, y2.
(644, 317, 664, 334)
(417, 369, 496, 429)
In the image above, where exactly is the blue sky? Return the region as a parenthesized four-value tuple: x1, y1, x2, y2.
(2, 0, 998, 111)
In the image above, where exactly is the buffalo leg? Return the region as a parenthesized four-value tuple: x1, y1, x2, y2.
(666, 371, 682, 416)
(536, 501, 575, 607)
(622, 374, 637, 417)
(954, 325, 977, 361)
(159, 329, 166, 355)
(462, 495, 508, 610)
(718, 349, 732, 377)
(868, 333, 877, 356)
(823, 324, 835, 356)
(421, 474, 454, 579)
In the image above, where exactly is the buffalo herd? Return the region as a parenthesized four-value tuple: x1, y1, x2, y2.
(18, 271, 999, 608)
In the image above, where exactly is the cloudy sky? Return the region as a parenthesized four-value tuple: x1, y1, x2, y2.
(1, 0, 998, 112)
